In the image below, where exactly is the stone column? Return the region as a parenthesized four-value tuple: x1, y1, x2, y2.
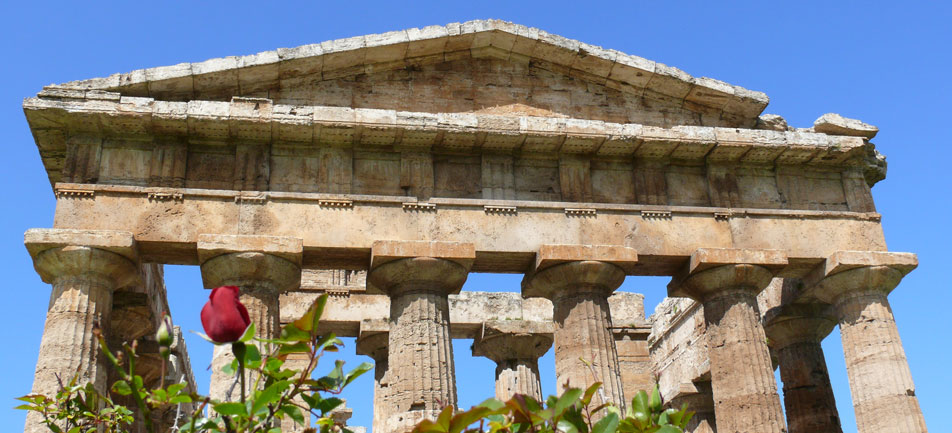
(668, 249, 787, 433)
(806, 251, 926, 433)
(198, 235, 302, 401)
(522, 245, 638, 412)
(764, 304, 842, 433)
(366, 241, 474, 433)
(472, 321, 553, 401)
(356, 320, 391, 433)
(24, 229, 139, 433)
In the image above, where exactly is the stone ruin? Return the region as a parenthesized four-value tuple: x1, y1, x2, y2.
(21, 19, 925, 433)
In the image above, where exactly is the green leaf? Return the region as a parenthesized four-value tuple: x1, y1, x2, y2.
(656, 426, 683, 433)
(252, 380, 290, 415)
(343, 362, 374, 388)
(13, 404, 35, 411)
(631, 390, 649, 417)
(557, 419, 580, 433)
(592, 412, 619, 433)
(649, 385, 663, 413)
(552, 388, 582, 416)
(279, 323, 311, 343)
(449, 407, 490, 433)
(434, 405, 453, 432)
(169, 395, 192, 404)
(111, 380, 132, 396)
(189, 330, 218, 344)
(581, 382, 602, 406)
(167, 383, 187, 395)
(213, 402, 247, 416)
(281, 404, 306, 426)
(239, 322, 256, 343)
(292, 294, 328, 336)
(316, 397, 343, 414)
(279, 342, 311, 355)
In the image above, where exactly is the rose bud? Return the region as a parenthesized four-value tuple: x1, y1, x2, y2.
(200, 286, 251, 343)
(156, 313, 174, 347)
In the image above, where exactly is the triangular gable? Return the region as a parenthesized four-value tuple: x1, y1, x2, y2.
(47, 20, 768, 128)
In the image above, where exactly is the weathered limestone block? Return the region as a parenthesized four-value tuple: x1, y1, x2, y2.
(558, 155, 592, 202)
(633, 158, 668, 205)
(612, 325, 654, 401)
(481, 154, 516, 200)
(472, 320, 553, 401)
(764, 304, 842, 433)
(813, 113, 878, 139)
(233, 142, 270, 191)
(805, 251, 926, 433)
(62, 135, 102, 184)
(400, 151, 434, 199)
(668, 248, 787, 433)
(24, 229, 140, 433)
(755, 114, 792, 132)
(198, 235, 302, 401)
(356, 320, 391, 433)
(367, 241, 473, 433)
(523, 245, 638, 413)
(148, 139, 187, 187)
(669, 381, 716, 433)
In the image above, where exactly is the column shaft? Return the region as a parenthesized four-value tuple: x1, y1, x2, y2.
(496, 359, 543, 402)
(356, 329, 391, 433)
(552, 288, 625, 409)
(386, 290, 456, 431)
(373, 357, 392, 433)
(836, 290, 927, 433)
(703, 289, 785, 433)
(200, 249, 300, 402)
(777, 341, 842, 433)
(367, 250, 470, 433)
(25, 243, 137, 433)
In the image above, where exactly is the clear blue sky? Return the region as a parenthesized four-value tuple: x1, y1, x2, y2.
(2, 1, 950, 432)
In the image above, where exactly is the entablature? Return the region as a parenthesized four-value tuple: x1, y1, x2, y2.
(26, 96, 881, 214)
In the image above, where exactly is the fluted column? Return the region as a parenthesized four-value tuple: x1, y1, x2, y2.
(24, 229, 139, 433)
(764, 304, 842, 433)
(523, 245, 637, 413)
(356, 320, 391, 433)
(279, 353, 312, 432)
(806, 251, 926, 433)
(367, 241, 473, 433)
(669, 249, 787, 433)
(198, 235, 302, 401)
(472, 321, 552, 401)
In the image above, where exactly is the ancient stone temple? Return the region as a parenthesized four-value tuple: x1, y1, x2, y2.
(23, 19, 926, 433)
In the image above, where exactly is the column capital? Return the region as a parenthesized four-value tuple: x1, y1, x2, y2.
(763, 303, 836, 349)
(355, 319, 390, 361)
(472, 320, 553, 363)
(521, 244, 635, 300)
(803, 251, 917, 305)
(668, 248, 787, 301)
(367, 241, 474, 296)
(25, 229, 139, 288)
(200, 252, 301, 292)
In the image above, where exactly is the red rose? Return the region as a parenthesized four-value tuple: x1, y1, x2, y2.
(201, 286, 251, 343)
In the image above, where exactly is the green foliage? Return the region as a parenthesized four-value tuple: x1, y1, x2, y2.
(17, 294, 371, 433)
(411, 383, 692, 433)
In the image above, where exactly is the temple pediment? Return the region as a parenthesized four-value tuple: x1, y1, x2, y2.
(50, 20, 767, 128)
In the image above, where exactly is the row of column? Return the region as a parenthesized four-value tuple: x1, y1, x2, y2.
(24, 229, 927, 433)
